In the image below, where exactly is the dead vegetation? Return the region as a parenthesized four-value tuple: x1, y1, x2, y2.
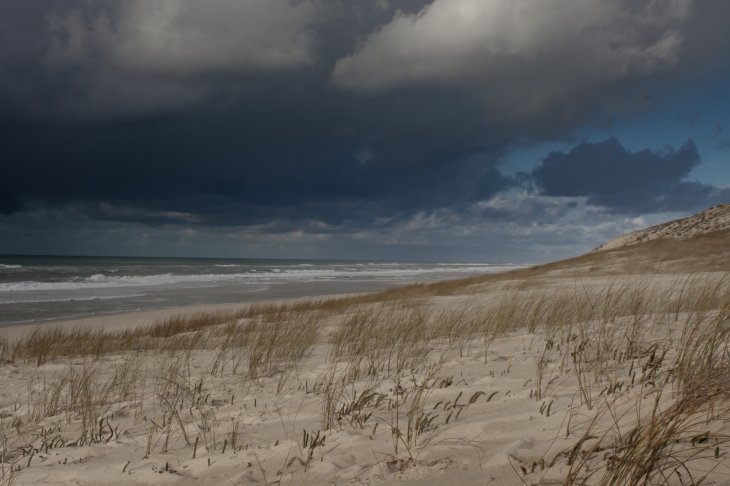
(2, 269, 730, 484)
(525, 228, 730, 278)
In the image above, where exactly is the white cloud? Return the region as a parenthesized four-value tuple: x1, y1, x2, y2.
(40, 0, 318, 119)
(48, 0, 318, 75)
(333, 0, 692, 120)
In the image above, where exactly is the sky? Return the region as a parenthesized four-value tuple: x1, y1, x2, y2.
(2, 0, 730, 263)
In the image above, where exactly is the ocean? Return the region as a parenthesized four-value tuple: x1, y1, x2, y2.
(0, 255, 528, 326)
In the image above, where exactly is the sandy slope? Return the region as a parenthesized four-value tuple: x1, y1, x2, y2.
(3, 204, 730, 485)
(591, 203, 730, 252)
(3, 271, 730, 485)
(0, 310, 592, 485)
(6, 332, 562, 486)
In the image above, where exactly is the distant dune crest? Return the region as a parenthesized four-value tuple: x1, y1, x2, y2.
(591, 203, 730, 253)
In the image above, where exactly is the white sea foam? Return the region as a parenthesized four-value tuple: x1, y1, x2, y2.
(0, 263, 529, 293)
(0, 264, 22, 269)
(0, 294, 144, 305)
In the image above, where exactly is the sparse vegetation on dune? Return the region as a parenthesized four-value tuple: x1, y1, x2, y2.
(2, 269, 730, 484)
(523, 228, 730, 278)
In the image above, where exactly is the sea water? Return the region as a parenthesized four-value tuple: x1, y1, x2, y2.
(0, 256, 529, 325)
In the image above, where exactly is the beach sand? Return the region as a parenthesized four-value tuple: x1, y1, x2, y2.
(2, 236, 730, 485)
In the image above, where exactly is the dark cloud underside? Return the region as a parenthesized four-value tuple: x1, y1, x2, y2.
(1, 0, 730, 259)
(531, 138, 729, 214)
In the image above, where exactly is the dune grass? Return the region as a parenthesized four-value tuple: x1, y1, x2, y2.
(2, 271, 730, 484)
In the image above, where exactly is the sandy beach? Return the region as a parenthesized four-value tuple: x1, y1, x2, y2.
(0, 264, 730, 485)
(1, 213, 730, 485)
(0, 280, 410, 341)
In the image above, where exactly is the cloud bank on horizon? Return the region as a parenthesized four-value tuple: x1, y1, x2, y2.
(1, 0, 730, 262)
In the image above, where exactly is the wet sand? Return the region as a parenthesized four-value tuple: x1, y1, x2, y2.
(0, 279, 407, 339)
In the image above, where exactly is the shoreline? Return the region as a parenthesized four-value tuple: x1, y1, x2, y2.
(0, 279, 410, 331)
(0, 279, 415, 340)
(1, 269, 729, 485)
(0, 256, 529, 327)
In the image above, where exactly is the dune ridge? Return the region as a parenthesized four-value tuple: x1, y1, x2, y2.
(591, 203, 730, 252)
(1, 206, 730, 485)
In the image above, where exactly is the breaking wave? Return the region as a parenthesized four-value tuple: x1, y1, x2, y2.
(0, 264, 526, 293)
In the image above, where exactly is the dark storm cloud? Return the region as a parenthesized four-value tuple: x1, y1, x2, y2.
(1, 0, 730, 243)
(2, 0, 514, 230)
(4, 0, 729, 128)
(0, 190, 21, 216)
(530, 138, 729, 214)
(0, 86, 513, 227)
(331, 0, 717, 136)
(0, 0, 435, 122)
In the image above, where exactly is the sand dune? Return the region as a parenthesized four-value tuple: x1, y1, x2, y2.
(592, 203, 730, 252)
(2, 206, 730, 485)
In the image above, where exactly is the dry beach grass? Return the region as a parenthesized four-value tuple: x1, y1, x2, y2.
(2, 229, 730, 484)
